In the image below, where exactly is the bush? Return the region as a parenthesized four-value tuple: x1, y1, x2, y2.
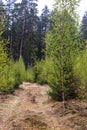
(0, 18, 25, 93)
(0, 43, 15, 93)
(34, 58, 55, 84)
(14, 57, 26, 82)
(0, 62, 16, 93)
(26, 67, 35, 82)
(34, 57, 81, 101)
(0, 57, 26, 93)
(74, 50, 87, 99)
(0, 56, 37, 93)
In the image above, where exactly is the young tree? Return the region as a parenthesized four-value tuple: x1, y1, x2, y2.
(0, 12, 9, 82)
(46, 0, 80, 101)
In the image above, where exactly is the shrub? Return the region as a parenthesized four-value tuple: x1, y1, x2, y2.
(34, 58, 55, 84)
(0, 57, 26, 93)
(26, 67, 35, 82)
(74, 50, 87, 99)
(34, 57, 81, 101)
(15, 57, 26, 81)
(0, 62, 15, 93)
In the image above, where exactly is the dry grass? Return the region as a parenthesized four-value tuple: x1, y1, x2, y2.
(0, 82, 87, 130)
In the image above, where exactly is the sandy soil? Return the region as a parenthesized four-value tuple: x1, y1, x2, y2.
(0, 82, 87, 130)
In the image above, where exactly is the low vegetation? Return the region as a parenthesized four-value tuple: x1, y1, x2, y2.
(0, 0, 87, 102)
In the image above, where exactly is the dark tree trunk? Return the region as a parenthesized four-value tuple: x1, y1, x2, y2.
(19, 4, 26, 59)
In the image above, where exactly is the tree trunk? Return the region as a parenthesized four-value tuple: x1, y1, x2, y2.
(19, 4, 26, 59)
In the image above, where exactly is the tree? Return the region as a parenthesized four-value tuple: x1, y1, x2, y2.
(22, 0, 39, 66)
(0, 0, 4, 15)
(81, 11, 87, 40)
(37, 6, 51, 60)
(5, 0, 39, 66)
(0, 11, 10, 90)
(45, 0, 80, 101)
(3, 0, 17, 55)
(19, 0, 27, 58)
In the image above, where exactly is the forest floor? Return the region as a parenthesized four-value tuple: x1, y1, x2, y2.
(0, 82, 87, 130)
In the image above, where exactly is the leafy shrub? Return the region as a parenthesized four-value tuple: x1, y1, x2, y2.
(26, 67, 35, 82)
(14, 57, 26, 82)
(34, 58, 55, 84)
(0, 62, 15, 93)
(0, 57, 26, 93)
(34, 57, 81, 101)
(74, 50, 87, 99)
(0, 43, 14, 93)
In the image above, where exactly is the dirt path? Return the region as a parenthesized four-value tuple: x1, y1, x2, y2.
(0, 82, 87, 130)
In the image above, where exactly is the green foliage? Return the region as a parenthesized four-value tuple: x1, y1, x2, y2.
(14, 57, 26, 81)
(0, 62, 15, 93)
(0, 0, 87, 102)
(45, 0, 81, 100)
(34, 58, 55, 84)
(34, 58, 81, 100)
(0, 46, 35, 93)
(0, 16, 14, 93)
(74, 50, 87, 99)
(0, 57, 26, 93)
(81, 11, 87, 40)
(13, 57, 35, 83)
(0, 47, 16, 93)
(26, 67, 35, 82)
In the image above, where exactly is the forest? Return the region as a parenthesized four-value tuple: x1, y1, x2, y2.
(0, 0, 87, 101)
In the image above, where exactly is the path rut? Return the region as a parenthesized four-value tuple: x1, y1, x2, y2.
(0, 82, 74, 130)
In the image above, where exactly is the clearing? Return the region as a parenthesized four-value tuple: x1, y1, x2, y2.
(0, 82, 87, 130)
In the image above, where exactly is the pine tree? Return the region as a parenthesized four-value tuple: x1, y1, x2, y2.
(46, 0, 80, 101)
(37, 6, 51, 60)
(81, 11, 87, 40)
(0, 12, 10, 90)
(22, 0, 38, 66)
(8, 0, 39, 66)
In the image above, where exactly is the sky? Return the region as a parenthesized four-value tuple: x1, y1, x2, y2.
(37, 0, 54, 14)
(38, 0, 87, 21)
(78, 0, 87, 20)
(8, 0, 87, 20)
